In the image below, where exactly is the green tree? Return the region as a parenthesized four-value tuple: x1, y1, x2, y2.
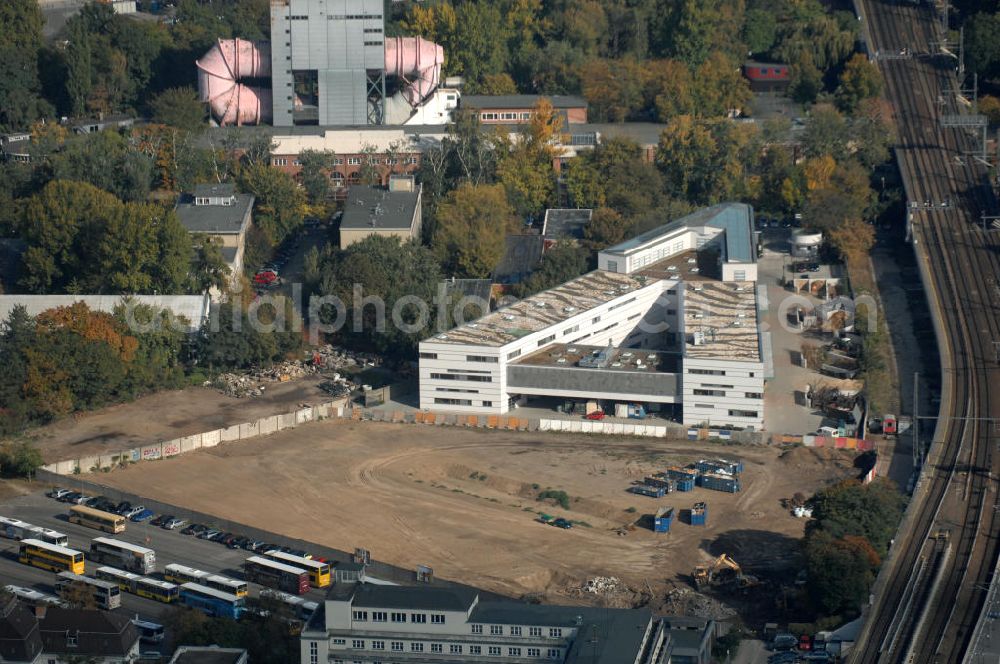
(191, 234, 230, 293)
(239, 163, 307, 246)
(495, 98, 563, 217)
(807, 479, 906, 553)
(964, 12, 1000, 80)
(804, 531, 880, 614)
(65, 18, 94, 116)
(149, 87, 207, 131)
(433, 183, 516, 278)
(802, 104, 849, 160)
(0, 440, 44, 478)
(584, 207, 628, 250)
(835, 54, 883, 114)
(516, 243, 589, 296)
(0, 1, 48, 131)
(743, 8, 777, 54)
(50, 130, 155, 202)
(315, 235, 442, 356)
(450, 2, 509, 87)
(297, 149, 335, 205)
(197, 300, 301, 371)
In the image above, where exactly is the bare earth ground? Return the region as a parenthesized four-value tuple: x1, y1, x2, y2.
(21, 376, 330, 463)
(94, 420, 858, 604)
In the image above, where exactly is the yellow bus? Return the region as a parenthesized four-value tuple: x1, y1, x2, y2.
(263, 550, 331, 588)
(18, 539, 85, 574)
(164, 564, 248, 598)
(68, 505, 125, 534)
(95, 567, 180, 604)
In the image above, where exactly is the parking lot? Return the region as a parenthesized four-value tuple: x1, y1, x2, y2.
(0, 491, 332, 644)
(757, 227, 837, 436)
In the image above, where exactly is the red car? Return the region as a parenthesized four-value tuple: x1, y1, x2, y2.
(584, 410, 605, 420)
(253, 270, 278, 286)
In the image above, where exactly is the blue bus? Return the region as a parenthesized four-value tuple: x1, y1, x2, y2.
(179, 582, 244, 619)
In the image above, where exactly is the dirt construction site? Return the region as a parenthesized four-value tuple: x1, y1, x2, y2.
(87, 419, 860, 610)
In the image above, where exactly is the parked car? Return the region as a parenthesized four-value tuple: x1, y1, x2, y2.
(47, 488, 70, 499)
(198, 529, 221, 540)
(251, 541, 272, 553)
(552, 518, 573, 529)
(163, 518, 186, 530)
(228, 537, 247, 550)
(150, 515, 171, 527)
(288, 549, 310, 559)
(73, 494, 93, 505)
(131, 509, 155, 522)
(123, 506, 145, 519)
(584, 410, 605, 421)
(91, 500, 117, 513)
(58, 492, 81, 504)
(114, 501, 132, 515)
(181, 524, 205, 536)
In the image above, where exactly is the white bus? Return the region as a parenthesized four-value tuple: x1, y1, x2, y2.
(260, 588, 319, 620)
(4, 584, 66, 607)
(0, 517, 69, 547)
(55, 571, 121, 610)
(89, 537, 155, 574)
(164, 564, 247, 598)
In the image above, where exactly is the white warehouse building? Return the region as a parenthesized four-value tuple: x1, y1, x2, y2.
(418, 203, 772, 429)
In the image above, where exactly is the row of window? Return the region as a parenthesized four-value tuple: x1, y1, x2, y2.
(352, 611, 439, 624)
(467, 355, 498, 363)
(333, 638, 560, 658)
(480, 112, 533, 121)
(271, 156, 419, 167)
(434, 398, 473, 406)
(470, 625, 561, 638)
(694, 389, 764, 399)
(429, 373, 493, 383)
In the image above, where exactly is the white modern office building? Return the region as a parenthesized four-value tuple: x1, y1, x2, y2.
(418, 203, 771, 429)
(300, 582, 671, 664)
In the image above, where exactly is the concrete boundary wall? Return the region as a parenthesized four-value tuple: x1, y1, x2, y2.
(41, 398, 348, 476)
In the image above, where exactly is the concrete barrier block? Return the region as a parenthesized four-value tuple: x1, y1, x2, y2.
(296, 408, 313, 424)
(220, 425, 241, 442)
(538, 419, 551, 431)
(140, 444, 162, 461)
(201, 429, 222, 448)
(632, 424, 647, 436)
(239, 421, 259, 439)
(279, 413, 296, 429)
(78, 455, 100, 473)
(259, 416, 278, 436)
(652, 426, 667, 437)
(802, 434, 816, 447)
(55, 460, 76, 475)
(163, 438, 183, 457)
(180, 435, 200, 452)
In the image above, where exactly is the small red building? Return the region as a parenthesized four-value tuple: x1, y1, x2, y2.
(743, 61, 791, 93)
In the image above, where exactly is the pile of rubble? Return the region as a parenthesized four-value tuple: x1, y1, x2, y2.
(657, 587, 737, 620)
(578, 576, 626, 594)
(210, 345, 378, 398)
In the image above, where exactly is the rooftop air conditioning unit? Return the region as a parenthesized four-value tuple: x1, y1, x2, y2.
(693, 332, 705, 346)
(563, 306, 577, 313)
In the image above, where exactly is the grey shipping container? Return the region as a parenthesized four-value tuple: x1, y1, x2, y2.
(699, 473, 741, 493)
(653, 507, 674, 533)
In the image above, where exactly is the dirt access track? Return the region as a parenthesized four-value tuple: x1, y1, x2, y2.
(93, 420, 859, 603)
(23, 377, 330, 463)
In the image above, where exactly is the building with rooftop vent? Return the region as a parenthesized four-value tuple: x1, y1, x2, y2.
(300, 580, 671, 664)
(339, 177, 422, 248)
(418, 203, 770, 429)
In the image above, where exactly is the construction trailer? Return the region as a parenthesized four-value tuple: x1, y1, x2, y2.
(690, 502, 707, 526)
(653, 507, 675, 533)
(629, 485, 667, 499)
(698, 472, 741, 493)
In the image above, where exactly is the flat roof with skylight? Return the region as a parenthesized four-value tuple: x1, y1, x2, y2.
(684, 282, 760, 361)
(431, 270, 659, 347)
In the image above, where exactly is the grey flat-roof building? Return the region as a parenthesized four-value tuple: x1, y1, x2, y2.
(174, 184, 254, 297)
(339, 180, 422, 248)
(301, 580, 671, 664)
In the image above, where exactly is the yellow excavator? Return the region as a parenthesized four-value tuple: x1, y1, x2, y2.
(692, 554, 759, 590)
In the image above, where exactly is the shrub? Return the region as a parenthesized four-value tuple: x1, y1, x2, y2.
(537, 489, 571, 510)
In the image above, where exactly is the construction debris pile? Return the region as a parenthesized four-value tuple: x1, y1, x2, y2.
(569, 576, 645, 608)
(210, 345, 379, 398)
(579, 576, 626, 595)
(658, 587, 737, 620)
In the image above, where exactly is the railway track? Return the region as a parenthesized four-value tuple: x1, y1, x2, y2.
(851, 0, 1000, 662)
